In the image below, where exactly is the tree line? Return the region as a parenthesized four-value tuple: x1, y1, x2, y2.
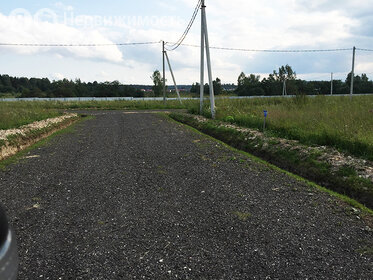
(0, 75, 144, 98)
(233, 65, 373, 96)
(2, 66, 373, 98)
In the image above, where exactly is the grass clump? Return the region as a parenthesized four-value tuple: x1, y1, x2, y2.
(233, 211, 251, 221)
(358, 245, 373, 256)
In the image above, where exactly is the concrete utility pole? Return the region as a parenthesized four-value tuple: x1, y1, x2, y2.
(330, 72, 333, 95)
(282, 79, 287, 96)
(164, 51, 182, 104)
(350, 46, 356, 99)
(200, 0, 215, 119)
(162, 40, 166, 104)
(199, 3, 205, 114)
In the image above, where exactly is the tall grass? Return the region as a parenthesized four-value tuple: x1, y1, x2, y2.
(0, 102, 62, 130)
(0, 100, 197, 130)
(194, 95, 373, 160)
(52, 99, 197, 110)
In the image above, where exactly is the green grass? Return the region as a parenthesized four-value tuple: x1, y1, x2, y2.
(358, 245, 373, 256)
(0, 102, 62, 129)
(47, 99, 196, 110)
(0, 99, 197, 130)
(232, 211, 251, 221)
(191, 95, 373, 160)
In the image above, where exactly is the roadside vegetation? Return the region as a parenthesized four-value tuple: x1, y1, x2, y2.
(2, 95, 372, 162)
(0, 100, 197, 129)
(0, 102, 62, 130)
(169, 112, 373, 210)
(52, 99, 196, 111)
(190, 95, 373, 161)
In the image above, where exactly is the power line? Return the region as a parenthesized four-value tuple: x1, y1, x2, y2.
(0, 42, 160, 47)
(0, 40, 368, 54)
(165, 0, 201, 51)
(171, 43, 353, 53)
(0, 40, 367, 54)
(356, 48, 373, 52)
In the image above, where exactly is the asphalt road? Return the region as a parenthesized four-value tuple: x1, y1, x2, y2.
(1, 111, 372, 279)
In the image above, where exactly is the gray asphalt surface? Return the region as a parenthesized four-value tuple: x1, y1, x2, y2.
(1, 111, 372, 279)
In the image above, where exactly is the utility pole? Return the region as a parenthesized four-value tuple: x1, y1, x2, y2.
(350, 46, 356, 99)
(200, 0, 215, 119)
(162, 40, 166, 104)
(330, 72, 333, 95)
(164, 51, 182, 104)
(282, 79, 287, 96)
(199, 2, 205, 114)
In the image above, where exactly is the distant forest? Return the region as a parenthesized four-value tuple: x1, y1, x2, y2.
(0, 65, 372, 98)
(231, 65, 373, 96)
(0, 76, 145, 98)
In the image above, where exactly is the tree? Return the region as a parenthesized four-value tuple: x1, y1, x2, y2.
(262, 76, 282, 96)
(273, 65, 298, 95)
(346, 73, 373, 94)
(360, 74, 373, 93)
(235, 72, 263, 96)
(213, 78, 223, 95)
(273, 64, 297, 82)
(237, 72, 246, 88)
(190, 83, 200, 94)
(151, 70, 163, 97)
(246, 74, 261, 85)
(190, 82, 218, 96)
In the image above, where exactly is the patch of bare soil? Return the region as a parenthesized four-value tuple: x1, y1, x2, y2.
(0, 114, 78, 161)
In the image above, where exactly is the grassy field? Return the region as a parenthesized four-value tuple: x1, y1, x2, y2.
(52, 99, 195, 110)
(0, 102, 62, 130)
(0, 100, 197, 130)
(190, 95, 373, 160)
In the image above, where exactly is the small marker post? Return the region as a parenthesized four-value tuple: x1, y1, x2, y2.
(263, 110, 268, 131)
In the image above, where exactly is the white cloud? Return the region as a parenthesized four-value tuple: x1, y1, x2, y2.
(157, 1, 178, 12)
(55, 2, 74, 12)
(1, 1, 373, 84)
(356, 59, 373, 75)
(163, 0, 366, 83)
(52, 72, 64, 80)
(0, 13, 123, 63)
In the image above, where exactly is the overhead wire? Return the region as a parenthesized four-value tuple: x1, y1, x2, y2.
(356, 48, 373, 52)
(167, 43, 353, 53)
(0, 41, 358, 53)
(0, 41, 362, 53)
(165, 0, 201, 51)
(0, 42, 160, 47)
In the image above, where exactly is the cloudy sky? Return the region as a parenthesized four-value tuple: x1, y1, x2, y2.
(0, 0, 372, 85)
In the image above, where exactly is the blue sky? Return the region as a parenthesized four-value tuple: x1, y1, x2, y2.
(0, 0, 373, 84)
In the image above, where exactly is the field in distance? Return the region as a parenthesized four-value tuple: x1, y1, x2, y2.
(1, 95, 372, 161)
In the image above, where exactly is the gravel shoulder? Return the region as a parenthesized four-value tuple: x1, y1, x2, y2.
(0, 111, 372, 279)
(0, 113, 79, 161)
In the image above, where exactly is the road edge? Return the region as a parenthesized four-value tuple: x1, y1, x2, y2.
(163, 112, 373, 222)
